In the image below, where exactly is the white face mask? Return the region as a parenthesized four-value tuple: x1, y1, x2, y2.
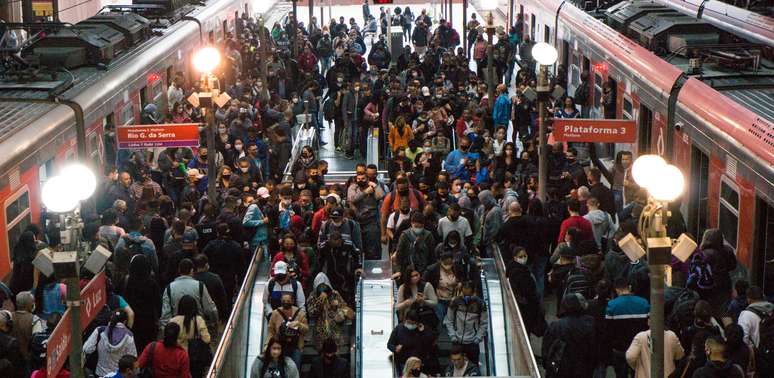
(516, 256, 528, 265)
(404, 323, 417, 331)
(235, 144, 243, 150)
(292, 98, 299, 103)
(240, 167, 249, 173)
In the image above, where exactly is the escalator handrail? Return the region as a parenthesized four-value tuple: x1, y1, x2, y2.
(281, 123, 317, 183)
(206, 246, 265, 377)
(479, 267, 499, 376)
(491, 243, 541, 377)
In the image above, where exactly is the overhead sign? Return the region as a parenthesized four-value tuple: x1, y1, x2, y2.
(117, 123, 200, 149)
(47, 272, 107, 378)
(552, 118, 636, 143)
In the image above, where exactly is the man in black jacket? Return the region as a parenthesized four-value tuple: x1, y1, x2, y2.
(193, 254, 228, 323)
(202, 223, 246, 305)
(387, 309, 437, 373)
(308, 338, 350, 378)
(587, 167, 617, 216)
(542, 294, 596, 378)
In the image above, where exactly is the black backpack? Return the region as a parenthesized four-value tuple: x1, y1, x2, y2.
(278, 307, 303, 348)
(544, 338, 568, 376)
(267, 279, 299, 310)
(666, 288, 700, 332)
(747, 306, 774, 376)
(323, 97, 336, 121)
(563, 261, 593, 300)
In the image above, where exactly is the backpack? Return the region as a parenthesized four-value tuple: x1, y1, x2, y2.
(323, 97, 336, 121)
(544, 337, 569, 376)
(410, 283, 439, 329)
(666, 287, 700, 332)
(125, 237, 146, 259)
(747, 306, 774, 376)
(563, 260, 593, 300)
(402, 229, 432, 274)
(278, 307, 303, 348)
(166, 281, 207, 319)
(267, 279, 299, 311)
(687, 252, 715, 291)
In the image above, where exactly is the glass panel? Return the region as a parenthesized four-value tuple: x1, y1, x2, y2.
(624, 98, 633, 117)
(721, 181, 739, 209)
(7, 213, 32, 253)
(6, 192, 29, 225)
(719, 205, 738, 250)
(121, 104, 134, 125)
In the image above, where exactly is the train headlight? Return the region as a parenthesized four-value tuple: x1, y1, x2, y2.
(193, 46, 221, 74)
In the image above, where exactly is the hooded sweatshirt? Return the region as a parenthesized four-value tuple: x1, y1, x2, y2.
(584, 209, 612, 250)
(83, 323, 137, 376)
(476, 190, 502, 246)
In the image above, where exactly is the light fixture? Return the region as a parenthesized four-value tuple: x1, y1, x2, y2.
(192, 46, 221, 74)
(648, 164, 685, 201)
(532, 42, 558, 66)
(42, 175, 80, 213)
(62, 163, 97, 201)
(631, 154, 666, 189)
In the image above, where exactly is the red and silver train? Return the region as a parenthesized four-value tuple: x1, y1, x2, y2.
(513, 0, 774, 290)
(0, 0, 252, 277)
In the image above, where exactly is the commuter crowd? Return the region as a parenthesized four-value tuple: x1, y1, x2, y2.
(0, 1, 772, 378)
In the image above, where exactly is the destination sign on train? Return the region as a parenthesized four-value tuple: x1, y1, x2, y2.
(116, 123, 201, 149)
(552, 119, 637, 143)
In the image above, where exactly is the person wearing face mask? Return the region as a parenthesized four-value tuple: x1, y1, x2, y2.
(306, 273, 354, 354)
(474, 190, 503, 257)
(318, 208, 363, 254)
(347, 172, 385, 260)
(402, 356, 428, 378)
(242, 187, 271, 254)
(316, 30, 333, 75)
(379, 176, 426, 244)
(316, 231, 361, 307)
(437, 204, 474, 249)
(387, 309, 437, 374)
(271, 235, 310, 286)
(443, 136, 473, 180)
(506, 247, 545, 337)
(266, 292, 308, 370)
(263, 262, 306, 317)
(423, 252, 461, 324)
(307, 338, 348, 378)
(394, 212, 436, 278)
(443, 281, 488, 365)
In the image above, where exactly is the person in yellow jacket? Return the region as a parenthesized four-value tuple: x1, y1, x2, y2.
(389, 116, 414, 153)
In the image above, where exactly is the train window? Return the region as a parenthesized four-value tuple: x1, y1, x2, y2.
(152, 80, 164, 115)
(638, 105, 653, 154)
(530, 14, 536, 41)
(38, 159, 53, 189)
(166, 66, 174, 86)
(140, 86, 148, 110)
(719, 178, 739, 250)
(689, 146, 709, 241)
(623, 96, 633, 119)
(544, 25, 550, 43)
(754, 197, 774, 297)
(121, 104, 134, 125)
(89, 133, 100, 166)
(5, 188, 31, 252)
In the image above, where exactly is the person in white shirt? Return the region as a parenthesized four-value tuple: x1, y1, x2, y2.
(166, 76, 184, 111)
(437, 204, 473, 248)
(737, 285, 774, 347)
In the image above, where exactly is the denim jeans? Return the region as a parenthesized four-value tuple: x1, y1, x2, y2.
(320, 56, 331, 75)
(612, 189, 623, 214)
(529, 254, 548, 299)
(435, 299, 450, 327)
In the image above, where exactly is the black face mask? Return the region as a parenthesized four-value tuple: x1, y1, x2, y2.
(357, 180, 368, 188)
(275, 273, 287, 281)
(460, 145, 469, 151)
(398, 188, 409, 196)
(282, 302, 293, 310)
(410, 368, 421, 376)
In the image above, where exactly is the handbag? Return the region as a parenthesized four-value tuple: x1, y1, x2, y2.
(188, 318, 213, 376)
(139, 342, 156, 378)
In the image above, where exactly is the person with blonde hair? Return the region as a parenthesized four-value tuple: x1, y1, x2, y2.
(402, 356, 428, 378)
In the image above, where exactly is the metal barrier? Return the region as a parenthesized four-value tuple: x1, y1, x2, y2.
(282, 122, 317, 183)
(480, 265, 498, 376)
(206, 248, 265, 377)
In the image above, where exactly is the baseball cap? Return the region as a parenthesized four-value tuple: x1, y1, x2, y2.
(256, 187, 270, 198)
(322, 193, 341, 204)
(274, 261, 288, 275)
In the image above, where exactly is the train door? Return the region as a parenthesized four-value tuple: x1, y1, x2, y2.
(592, 71, 603, 119)
(5, 188, 31, 255)
(530, 14, 536, 41)
(688, 146, 709, 240)
(582, 56, 590, 75)
(561, 40, 569, 72)
(638, 105, 653, 154)
(544, 25, 550, 44)
(603, 77, 618, 157)
(140, 86, 148, 111)
(753, 197, 774, 298)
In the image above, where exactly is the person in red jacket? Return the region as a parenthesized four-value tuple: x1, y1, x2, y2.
(557, 199, 594, 244)
(137, 323, 191, 378)
(297, 46, 318, 74)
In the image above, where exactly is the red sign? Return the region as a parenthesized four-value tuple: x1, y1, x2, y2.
(552, 118, 636, 143)
(47, 272, 107, 378)
(117, 123, 200, 149)
(373, 0, 394, 3)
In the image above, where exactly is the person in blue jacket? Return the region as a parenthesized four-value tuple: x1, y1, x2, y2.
(492, 84, 511, 127)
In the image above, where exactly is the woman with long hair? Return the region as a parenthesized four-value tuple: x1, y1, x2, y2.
(171, 295, 211, 377)
(402, 356, 427, 378)
(138, 322, 192, 378)
(121, 254, 161, 351)
(396, 268, 438, 325)
(83, 310, 137, 377)
(250, 337, 300, 378)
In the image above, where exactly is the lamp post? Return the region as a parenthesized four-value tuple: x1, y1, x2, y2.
(40, 163, 97, 378)
(192, 46, 222, 204)
(531, 42, 557, 202)
(485, 12, 495, 108)
(627, 154, 690, 378)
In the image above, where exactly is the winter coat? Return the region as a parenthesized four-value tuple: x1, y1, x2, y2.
(507, 261, 543, 336)
(113, 232, 159, 287)
(121, 255, 161, 351)
(306, 273, 354, 352)
(242, 203, 269, 249)
(387, 323, 437, 366)
(443, 296, 488, 345)
(691, 359, 745, 378)
(443, 360, 482, 376)
(83, 324, 137, 377)
(605, 294, 650, 352)
(541, 314, 596, 378)
(308, 355, 349, 378)
(161, 275, 219, 325)
(625, 329, 684, 378)
(266, 304, 309, 350)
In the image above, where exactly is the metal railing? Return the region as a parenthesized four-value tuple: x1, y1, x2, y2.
(480, 267, 498, 376)
(206, 248, 265, 377)
(352, 275, 364, 378)
(281, 121, 317, 183)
